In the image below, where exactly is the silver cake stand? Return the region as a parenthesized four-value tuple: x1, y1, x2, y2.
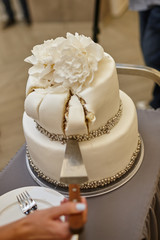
(26, 138, 144, 198)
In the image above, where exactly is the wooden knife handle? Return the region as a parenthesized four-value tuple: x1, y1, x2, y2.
(69, 184, 84, 234)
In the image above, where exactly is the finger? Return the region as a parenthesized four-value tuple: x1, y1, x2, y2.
(61, 198, 68, 221)
(50, 202, 86, 219)
(51, 221, 72, 240)
(61, 197, 87, 222)
(81, 197, 87, 206)
(61, 198, 68, 204)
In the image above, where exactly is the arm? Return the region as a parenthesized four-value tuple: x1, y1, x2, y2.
(0, 199, 87, 240)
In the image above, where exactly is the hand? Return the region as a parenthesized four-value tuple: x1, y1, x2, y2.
(0, 198, 87, 240)
(61, 197, 87, 225)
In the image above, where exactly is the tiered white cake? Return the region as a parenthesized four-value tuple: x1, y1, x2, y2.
(23, 33, 140, 189)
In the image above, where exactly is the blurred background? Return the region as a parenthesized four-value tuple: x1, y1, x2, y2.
(0, 0, 153, 170)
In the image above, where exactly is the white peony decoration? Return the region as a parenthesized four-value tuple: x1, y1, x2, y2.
(25, 33, 104, 93)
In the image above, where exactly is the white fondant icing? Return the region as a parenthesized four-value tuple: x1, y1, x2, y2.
(24, 91, 44, 121)
(65, 95, 88, 135)
(23, 91, 139, 182)
(79, 55, 120, 132)
(38, 92, 69, 134)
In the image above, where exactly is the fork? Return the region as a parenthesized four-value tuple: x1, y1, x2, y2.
(17, 191, 38, 215)
(24, 191, 38, 211)
(16, 193, 31, 215)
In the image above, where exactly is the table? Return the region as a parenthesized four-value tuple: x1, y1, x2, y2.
(1, 109, 160, 240)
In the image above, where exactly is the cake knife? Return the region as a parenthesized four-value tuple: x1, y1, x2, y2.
(60, 139, 88, 234)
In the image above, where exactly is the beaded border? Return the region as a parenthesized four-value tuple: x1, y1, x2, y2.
(26, 135, 141, 190)
(35, 101, 123, 144)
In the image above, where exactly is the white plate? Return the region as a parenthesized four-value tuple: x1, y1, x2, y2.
(0, 186, 64, 226)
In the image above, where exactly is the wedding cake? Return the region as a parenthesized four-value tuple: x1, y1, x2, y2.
(23, 33, 141, 189)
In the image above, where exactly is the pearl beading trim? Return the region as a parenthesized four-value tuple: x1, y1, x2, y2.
(35, 101, 123, 144)
(26, 135, 141, 190)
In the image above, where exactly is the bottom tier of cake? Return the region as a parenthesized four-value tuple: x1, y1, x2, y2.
(23, 91, 141, 189)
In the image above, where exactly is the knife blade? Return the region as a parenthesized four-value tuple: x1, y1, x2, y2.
(60, 139, 88, 234)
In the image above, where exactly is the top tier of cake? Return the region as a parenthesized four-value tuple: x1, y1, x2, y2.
(24, 33, 120, 136)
